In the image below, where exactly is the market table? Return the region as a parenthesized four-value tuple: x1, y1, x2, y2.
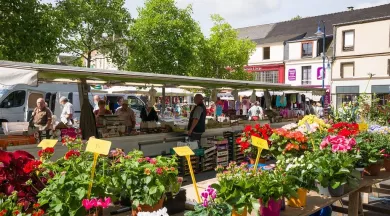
(184, 170, 390, 216)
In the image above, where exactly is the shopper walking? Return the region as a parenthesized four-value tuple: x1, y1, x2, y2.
(59, 96, 74, 126)
(30, 98, 53, 139)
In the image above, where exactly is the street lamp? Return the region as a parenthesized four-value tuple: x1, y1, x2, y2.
(315, 20, 326, 108)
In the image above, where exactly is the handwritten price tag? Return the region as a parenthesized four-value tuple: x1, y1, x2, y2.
(86, 138, 111, 155)
(251, 136, 269, 150)
(37, 139, 57, 149)
(173, 146, 195, 156)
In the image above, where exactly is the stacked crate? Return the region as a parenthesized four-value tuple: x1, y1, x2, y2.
(201, 142, 216, 172)
(177, 155, 200, 176)
(227, 133, 245, 164)
(208, 137, 229, 167)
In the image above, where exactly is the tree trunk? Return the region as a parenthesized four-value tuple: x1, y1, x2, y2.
(87, 51, 92, 68)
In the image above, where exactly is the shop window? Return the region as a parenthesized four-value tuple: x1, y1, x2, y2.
(301, 42, 313, 58)
(254, 71, 279, 83)
(0, 90, 26, 108)
(340, 62, 354, 78)
(301, 66, 311, 85)
(343, 30, 355, 51)
(263, 47, 270, 60)
(374, 93, 390, 106)
(336, 93, 359, 108)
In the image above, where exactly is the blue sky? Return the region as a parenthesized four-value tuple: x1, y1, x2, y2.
(43, 0, 390, 35)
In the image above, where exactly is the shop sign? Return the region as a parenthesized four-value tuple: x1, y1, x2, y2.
(244, 66, 262, 72)
(288, 69, 296, 81)
(317, 67, 326, 80)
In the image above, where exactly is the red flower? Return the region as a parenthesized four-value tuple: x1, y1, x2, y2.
(12, 210, 20, 216)
(64, 150, 80, 160)
(38, 147, 54, 158)
(33, 203, 40, 209)
(243, 125, 252, 133)
(0, 210, 7, 216)
(239, 141, 250, 152)
(32, 209, 45, 216)
(23, 160, 42, 174)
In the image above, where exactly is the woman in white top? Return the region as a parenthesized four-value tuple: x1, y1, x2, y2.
(59, 96, 74, 125)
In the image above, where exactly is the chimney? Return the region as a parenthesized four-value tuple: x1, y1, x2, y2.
(347, 6, 354, 11)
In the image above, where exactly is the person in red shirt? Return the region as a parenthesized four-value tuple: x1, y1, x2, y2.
(94, 100, 112, 124)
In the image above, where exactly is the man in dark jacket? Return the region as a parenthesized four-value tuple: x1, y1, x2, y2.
(141, 101, 159, 122)
(187, 94, 206, 147)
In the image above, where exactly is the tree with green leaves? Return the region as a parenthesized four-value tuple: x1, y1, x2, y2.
(196, 15, 256, 80)
(55, 0, 131, 68)
(291, 15, 302, 21)
(0, 0, 60, 63)
(126, 0, 204, 75)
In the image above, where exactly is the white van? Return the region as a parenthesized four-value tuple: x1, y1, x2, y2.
(0, 84, 145, 124)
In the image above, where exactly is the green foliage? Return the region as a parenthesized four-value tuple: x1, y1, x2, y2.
(212, 162, 257, 213)
(355, 132, 386, 167)
(0, 0, 60, 63)
(291, 15, 302, 20)
(55, 0, 131, 67)
(310, 150, 360, 189)
(126, 0, 203, 75)
(184, 203, 231, 216)
(196, 14, 256, 80)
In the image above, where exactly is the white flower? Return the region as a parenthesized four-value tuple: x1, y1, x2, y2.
(138, 207, 169, 216)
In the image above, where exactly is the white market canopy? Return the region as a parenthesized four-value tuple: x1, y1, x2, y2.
(0, 61, 325, 95)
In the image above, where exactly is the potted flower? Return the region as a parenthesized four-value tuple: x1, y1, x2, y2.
(327, 122, 359, 138)
(0, 192, 45, 216)
(298, 115, 329, 131)
(184, 186, 231, 216)
(211, 162, 258, 216)
(118, 150, 178, 215)
(236, 124, 273, 164)
(269, 128, 308, 159)
(277, 153, 318, 208)
(368, 125, 390, 171)
(356, 131, 386, 176)
(254, 169, 297, 216)
(82, 197, 111, 216)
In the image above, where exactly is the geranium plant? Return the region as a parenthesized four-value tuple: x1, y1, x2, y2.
(0, 192, 45, 216)
(328, 122, 359, 138)
(269, 128, 308, 159)
(211, 162, 257, 213)
(320, 135, 357, 153)
(355, 132, 386, 167)
(236, 124, 273, 159)
(184, 186, 231, 216)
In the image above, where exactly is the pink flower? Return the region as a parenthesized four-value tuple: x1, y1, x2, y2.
(201, 191, 208, 199)
(97, 197, 111, 208)
(149, 158, 157, 165)
(156, 167, 163, 175)
(82, 199, 97, 210)
(144, 157, 151, 162)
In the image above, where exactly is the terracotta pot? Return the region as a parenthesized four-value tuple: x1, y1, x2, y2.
(232, 206, 247, 216)
(384, 159, 390, 172)
(249, 157, 266, 165)
(364, 163, 382, 176)
(131, 196, 165, 216)
(287, 188, 307, 207)
(259, 198, 282, 216)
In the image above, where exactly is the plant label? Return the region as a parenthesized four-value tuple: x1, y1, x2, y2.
(251, 136, 269, 150)
(86, 137, 111, 155)
(37, 139, 57, 149)
(173, 146, 195, 156)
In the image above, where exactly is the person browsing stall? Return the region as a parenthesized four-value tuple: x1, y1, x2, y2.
(115, 100, 136, 133)
(187, 94, 206, 145)
(31, 98, 53, 139)
(94, 100, 112, 116)
(93, 95, 101, 111)
(59, 96, 74, 126)
(141, 102, 159, 122)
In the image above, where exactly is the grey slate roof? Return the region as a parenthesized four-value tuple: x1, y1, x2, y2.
(236, 23, 275, 40)
(237, 3, 390, 44)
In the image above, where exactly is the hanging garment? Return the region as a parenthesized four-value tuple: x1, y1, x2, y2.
(242, 104, 248, 115)
(216, 105, 223, 116)
(235, 101, 241, 115)
(276, 95, 281, 107)
(223, 100, 229, 111)
(291, 94, 297, 104)
(297, 94, 302, 103)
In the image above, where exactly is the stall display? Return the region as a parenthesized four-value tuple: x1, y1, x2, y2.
(201, 142, 217, 172)
(96, 115, 126, 138)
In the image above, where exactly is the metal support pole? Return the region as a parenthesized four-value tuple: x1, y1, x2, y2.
(322, 22, 326, 108)
(162, 85, 166, 114)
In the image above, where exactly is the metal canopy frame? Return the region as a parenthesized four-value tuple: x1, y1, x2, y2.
(0, 61, 325, 94)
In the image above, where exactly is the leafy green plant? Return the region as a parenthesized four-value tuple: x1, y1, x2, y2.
(355, 132, 386, 167)
(277, 152, 318, 191)
(211, 162, 257, 213)
(254, 169, 297, 206)
(310, 150, 360, 189)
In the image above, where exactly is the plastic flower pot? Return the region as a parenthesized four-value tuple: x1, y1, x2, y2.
(249, 157, 266, 164)
(231, 206, 247, 216)
(328, 184, 344, 197)
(131, 196, 165, 216)
(355, 167, 364, 179)
(383, 159, 390, 172)
(287, 188, 308, 207)
(259, 198, 282, 216)
(364, 162, 382, 176)
(316, 182, 330, 197)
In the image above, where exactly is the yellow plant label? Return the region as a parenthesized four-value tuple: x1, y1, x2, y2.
(358, 123, 368, 131)
(37, 139, 57, 149)
(173, 146, 194, 156)
(85, 138, 111, 155)
(251, 136, 269, 150)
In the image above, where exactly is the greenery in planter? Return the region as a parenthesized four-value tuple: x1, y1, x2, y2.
(355, 131, 386, 167)
(277, 152, 318, 191)
(254, 168, 297, 206)
(118, 150, 179, 209)
(38, 149, 110, 216)
(310, 150, 360, 189)
(211, 162, 258, 213)
(184, 186, 231, 216)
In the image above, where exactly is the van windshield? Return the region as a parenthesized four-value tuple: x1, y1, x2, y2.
(0, 89, 8, 99)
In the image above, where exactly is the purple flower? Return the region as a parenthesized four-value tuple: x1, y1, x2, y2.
(201, 191, 208, 199)
(202, 199, 209, 207)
